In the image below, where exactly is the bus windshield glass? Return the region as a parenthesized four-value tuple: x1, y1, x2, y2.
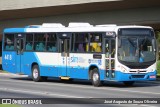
(118, 28, 156, 64)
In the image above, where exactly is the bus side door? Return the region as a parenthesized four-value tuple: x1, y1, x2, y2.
(58, 33, 71, 77)
(105, 37, 116, 80)
(15, 34, 25, 74)
(2, 34, 16, 73)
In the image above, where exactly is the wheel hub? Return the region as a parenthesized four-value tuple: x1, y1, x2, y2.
(93, 73, 99, 82)
(33, 69, 38, 79)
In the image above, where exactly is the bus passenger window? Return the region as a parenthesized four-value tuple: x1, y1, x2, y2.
(26, 34, 33, 51)
(73, 33, 89, 53)
(37, 42, 45, 51)
(90, 34, 102, 53)
(46, 33, 57, 52)
(78, 44, 84, 52)
(26, 42, 32, 50)
(4, 34, 15, 51)
(34, 34, 46, 51)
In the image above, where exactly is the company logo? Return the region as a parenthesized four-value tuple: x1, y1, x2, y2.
(137, 70, 140, 74)
(2, 99, 11, 104)
(88, 59, 102, 65)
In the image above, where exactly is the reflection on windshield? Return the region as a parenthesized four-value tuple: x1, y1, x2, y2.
(118, 37, 155, 63)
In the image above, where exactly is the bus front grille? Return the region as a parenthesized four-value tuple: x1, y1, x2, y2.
(129, 71, 146, 73)
(131, 75, 145, 78)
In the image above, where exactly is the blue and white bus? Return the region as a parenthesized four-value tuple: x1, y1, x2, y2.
(2, 23, 157, 86)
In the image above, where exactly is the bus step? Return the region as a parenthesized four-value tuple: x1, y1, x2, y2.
(60, 77, 70, 80)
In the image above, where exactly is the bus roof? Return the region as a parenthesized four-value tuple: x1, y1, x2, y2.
(4, 23, 153, 33)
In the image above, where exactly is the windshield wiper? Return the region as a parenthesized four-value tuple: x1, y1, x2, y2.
(128, 38, 136, 48)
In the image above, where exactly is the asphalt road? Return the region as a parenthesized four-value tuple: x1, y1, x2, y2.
(0, 73, 160, 107)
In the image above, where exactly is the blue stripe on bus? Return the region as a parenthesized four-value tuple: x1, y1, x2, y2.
(4, 28, 26, 33)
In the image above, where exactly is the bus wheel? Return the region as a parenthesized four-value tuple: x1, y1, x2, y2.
(32, 65, 42, 82)
(91, 68, 101, 87)
(123, 81, 135, 86)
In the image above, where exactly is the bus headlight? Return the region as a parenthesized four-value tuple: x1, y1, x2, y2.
(147, 68, 154, 72)
(121, 66, 128, 73)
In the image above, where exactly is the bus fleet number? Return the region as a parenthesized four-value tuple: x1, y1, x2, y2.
(4, 54, 12, 60)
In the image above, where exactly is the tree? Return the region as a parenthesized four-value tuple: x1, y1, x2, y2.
(156, 31, 160, 60)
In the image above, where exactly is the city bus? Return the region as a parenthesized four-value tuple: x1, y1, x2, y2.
(2, 23, 157, 86)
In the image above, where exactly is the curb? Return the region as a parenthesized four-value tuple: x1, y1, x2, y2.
(0, 72, 18, 76)
(0, 72, 27, 77)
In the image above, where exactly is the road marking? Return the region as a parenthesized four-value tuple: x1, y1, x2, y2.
(0, 87, 84, 98)
(134, 104, 158, 107)
(99, 87, 160, 95)
(0, 78, 160, 96)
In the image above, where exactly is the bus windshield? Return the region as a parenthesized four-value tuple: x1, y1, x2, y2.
(118, 28, 156, 64)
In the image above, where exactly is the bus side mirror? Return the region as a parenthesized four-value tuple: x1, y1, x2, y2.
(118, 39, 121, 48)
(152, 39, 156, 52)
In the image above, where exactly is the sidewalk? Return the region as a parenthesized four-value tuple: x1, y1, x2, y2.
(0, 71, 28, 77)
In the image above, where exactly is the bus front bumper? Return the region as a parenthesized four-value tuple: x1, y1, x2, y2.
(114, 70, 157, 82)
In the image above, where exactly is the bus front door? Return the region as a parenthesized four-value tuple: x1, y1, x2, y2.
(15, 34, 24, 74)
(105, 38, 115, 80)
(59, 35, 71, 78)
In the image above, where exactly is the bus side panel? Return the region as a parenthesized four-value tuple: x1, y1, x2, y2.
(21, 52, 38, 76)
(69, 67, 105, 80)
(69, 53, 89, 79)
(70, 67, 89, 79)
(40, 65, 58, 77)
(2, 51, 16, 73)
(99, 69, 106, 80)
(69, 53, 104, 80)
(34, 52, 59, 77)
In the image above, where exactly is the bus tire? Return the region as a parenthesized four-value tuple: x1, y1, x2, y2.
(123, 81, 135, 86)
(91, 68, 101, 87)
(32, 65, 42, 82)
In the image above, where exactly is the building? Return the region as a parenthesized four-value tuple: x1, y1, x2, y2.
(0, 0, 160, 39)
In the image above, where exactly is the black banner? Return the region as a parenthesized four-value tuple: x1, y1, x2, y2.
(0, 98, 160, 104)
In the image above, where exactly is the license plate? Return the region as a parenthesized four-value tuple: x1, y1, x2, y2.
(150, 75, 156, 78)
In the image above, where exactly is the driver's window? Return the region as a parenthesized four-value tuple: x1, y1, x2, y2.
(105, 39, 115, 58)
(111, 39, 115, 58)
(105, 40, 109, 58)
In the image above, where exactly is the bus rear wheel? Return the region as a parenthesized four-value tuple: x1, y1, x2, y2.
(32, 65, 43, 82)
(91, 68, 101, 87)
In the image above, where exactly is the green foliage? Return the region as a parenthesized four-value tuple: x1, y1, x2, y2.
(157, 60, 160, 75)
(156, 31, 160, 43)
(0, 105, 21, 107)
(156, 31, 160, 60)
(156, 31, 160, 76)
